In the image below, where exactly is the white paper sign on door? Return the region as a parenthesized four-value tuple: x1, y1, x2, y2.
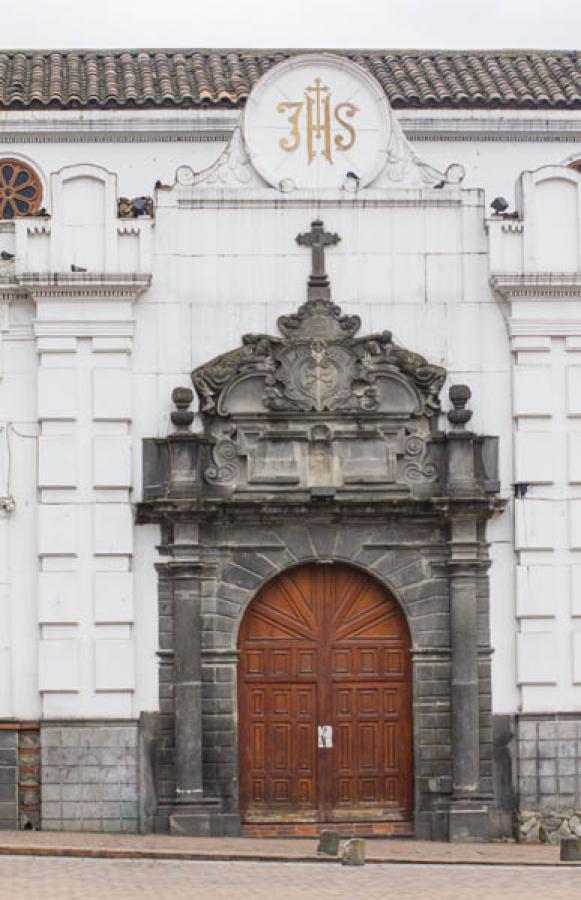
(318, 725, 333, 748)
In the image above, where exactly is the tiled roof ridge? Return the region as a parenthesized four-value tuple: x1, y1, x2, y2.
(0, 49, 581, 110)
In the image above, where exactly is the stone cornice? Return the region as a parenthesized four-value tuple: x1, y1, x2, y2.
(137, 495, 503, 526)
(490, 272, 581, 299)
(509, 320, 581, 337)
(33, 320, 135, 338)
(401, 113, 581, 143)
(177, 192, 463, 210)
(0, 275, 28, 304)
(17, 272, 152, 301)
(2, 109, 581, 145)
(0, 110, 237, 143)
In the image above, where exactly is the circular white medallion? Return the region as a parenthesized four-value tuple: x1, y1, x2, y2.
(242, 54, 391, 191)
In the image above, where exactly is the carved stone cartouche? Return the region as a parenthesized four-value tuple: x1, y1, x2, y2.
(191, 299, 445, 419)
(187, 220, 448, 495)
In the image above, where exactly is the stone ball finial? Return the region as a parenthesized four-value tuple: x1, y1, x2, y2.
(448, 384, 473, 429)
(171, 386, 194, 431)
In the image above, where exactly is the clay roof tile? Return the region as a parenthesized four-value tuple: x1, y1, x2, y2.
(0, 49, 580, 110)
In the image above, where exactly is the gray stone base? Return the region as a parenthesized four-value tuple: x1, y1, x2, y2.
(417, 803, 506, 842)
(0, 723, 40, 831)
(414, 811, 447, 841)
(448, 801, 491, 842)
(0, 729, 18, 830)
(169, 802, 221, 837)
(38, 708, 581, 840)
(169, 812, 214, 836)
(416, 803, 495, 842)
(40, 721, 139, 833)
(158, 800, 240, 837)
(517, 715, 581, 814)
(514, 714, 581, 843)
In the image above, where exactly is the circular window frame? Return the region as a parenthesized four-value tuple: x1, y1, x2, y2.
(0, 158, 43, 219)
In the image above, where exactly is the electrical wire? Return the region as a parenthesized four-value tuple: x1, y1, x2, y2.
(1, 421, 38, 508)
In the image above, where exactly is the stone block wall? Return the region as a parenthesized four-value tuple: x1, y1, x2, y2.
(18, 726, 41, 829)
(518, 715, 581, 810)
(150, 516, 499, 839)
(0, 728, 18, 829)
(40, 722, 139, 832)
(0, 724, 40, 830)
(517, 714, 581, 841)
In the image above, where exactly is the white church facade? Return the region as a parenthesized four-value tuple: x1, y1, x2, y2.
(0, 49, 580, 842)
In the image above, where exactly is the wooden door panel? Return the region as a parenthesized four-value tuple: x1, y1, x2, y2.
(241, 678, 318, 821)
(239, 562, 413, 825)
(330, 679, 411, 820)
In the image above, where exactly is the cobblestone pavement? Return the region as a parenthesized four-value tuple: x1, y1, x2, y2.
(1, 858, 580, 900)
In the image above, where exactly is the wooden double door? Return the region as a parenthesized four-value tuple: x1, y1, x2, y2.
(238, 562, 413, 825)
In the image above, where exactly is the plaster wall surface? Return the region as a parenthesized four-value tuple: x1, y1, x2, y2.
(490, 166, 581, 721)
(2, 106, 581, 208)
(1, 100, 581, 729)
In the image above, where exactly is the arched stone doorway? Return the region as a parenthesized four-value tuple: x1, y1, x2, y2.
(238, 562, 413, 831)
(139, 260, 504, 839)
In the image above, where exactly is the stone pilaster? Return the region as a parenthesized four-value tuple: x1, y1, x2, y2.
(449, 541, 481, 798)
(171, 560, 204, 802)
(446, 386, 490, 840)
(163, 547, 220, 835)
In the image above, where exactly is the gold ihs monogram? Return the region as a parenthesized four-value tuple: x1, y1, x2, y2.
(277, 77, 358, 164)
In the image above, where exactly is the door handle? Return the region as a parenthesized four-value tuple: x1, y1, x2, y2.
(318, 725, 333, 748)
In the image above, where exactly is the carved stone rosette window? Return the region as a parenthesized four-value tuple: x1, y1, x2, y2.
(0, 159, 42, 218)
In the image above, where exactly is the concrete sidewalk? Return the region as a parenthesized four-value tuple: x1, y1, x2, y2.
(0, 831, 573, 866)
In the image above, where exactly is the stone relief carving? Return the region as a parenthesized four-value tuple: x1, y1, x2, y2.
(189, 220, 446, 495)
(176, 129, 267, 190)
(193, 333, 280, 414)
(204, 423, 241, 486)
(369, 115, 465, 190)
(401, 428, 437, 484)
(193, 298, 445, 419)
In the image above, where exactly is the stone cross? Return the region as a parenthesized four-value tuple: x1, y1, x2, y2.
(296, 219, 341, 292)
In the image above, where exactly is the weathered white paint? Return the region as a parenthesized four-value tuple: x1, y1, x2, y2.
(1, 54, 581, 724)
(490, 165, 581, 713)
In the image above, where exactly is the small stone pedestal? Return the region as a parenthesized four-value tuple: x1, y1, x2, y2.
(341, 838, 366, 866)
(317, 830, 341, 856)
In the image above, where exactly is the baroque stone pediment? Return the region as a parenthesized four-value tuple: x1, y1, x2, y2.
(192, 298, 445, 420)
(186, 219, 448, 497)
